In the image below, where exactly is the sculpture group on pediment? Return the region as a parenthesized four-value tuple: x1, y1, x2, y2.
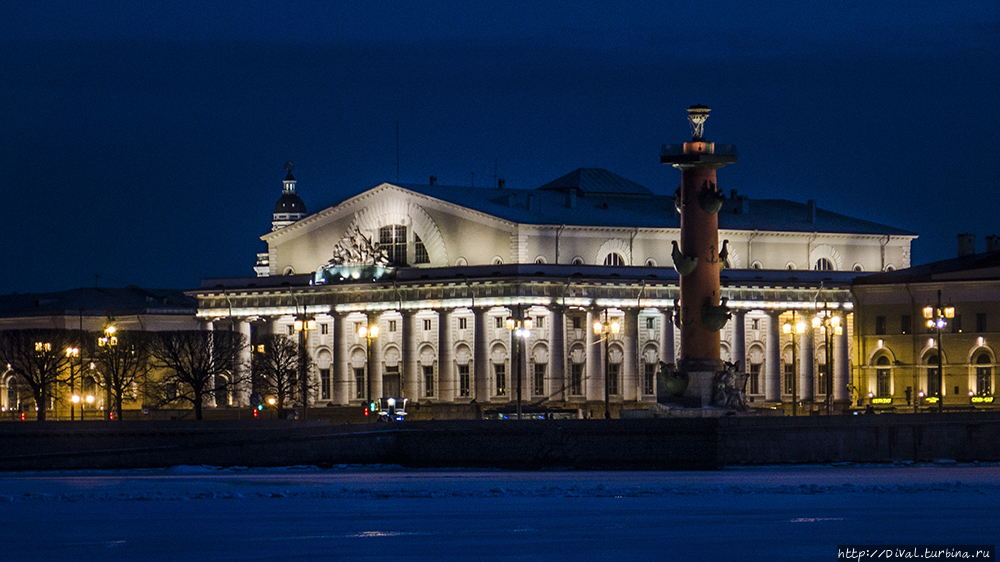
(326, 227, 390, 268)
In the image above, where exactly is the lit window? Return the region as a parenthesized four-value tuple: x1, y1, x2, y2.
(379, 225, 408, 266)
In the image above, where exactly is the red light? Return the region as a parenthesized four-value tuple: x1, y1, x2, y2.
(20, 412, 25, 421)
(253, 408, 258, 418)
(364, 407, 369, 416)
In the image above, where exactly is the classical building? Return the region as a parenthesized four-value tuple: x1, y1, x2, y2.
(852, 235, 1000, 411)
(0, 286, 199, 417)
(192, 157, 915, 416)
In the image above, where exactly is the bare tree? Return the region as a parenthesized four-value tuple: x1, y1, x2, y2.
(253, 333, 313, 419)
(93, 328, 152, 421)
(0, 329, 85, 421)
(149, 330, 246, 420)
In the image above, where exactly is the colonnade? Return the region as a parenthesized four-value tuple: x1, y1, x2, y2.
(208, 305, 851, 409)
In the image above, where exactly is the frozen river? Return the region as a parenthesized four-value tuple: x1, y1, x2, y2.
(2, 464, 997, 561)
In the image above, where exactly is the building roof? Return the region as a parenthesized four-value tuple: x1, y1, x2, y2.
(0, 286, 197, 319)
(274, 192, 306, 215)
(854, 250, 1000, 285)
(393, 168, 915, 236)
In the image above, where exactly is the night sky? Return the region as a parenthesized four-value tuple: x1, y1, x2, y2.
(3, 2, 998, 295)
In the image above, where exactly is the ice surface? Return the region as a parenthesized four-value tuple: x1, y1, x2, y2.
(1, 463, 997, 561)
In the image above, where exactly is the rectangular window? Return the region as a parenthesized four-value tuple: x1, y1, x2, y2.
(643, 362, 656, 395)
(319, 368, 331, 400)
(533, 363, 545, 396)
(817, 362, 828, 395)
(876, 368, 891, 397)
(458, 365, 470, 397)
(875, 316, 886, 335)
(977, 313, 987, 333)
(927, 367, 940, 398)
(423, 319, 432, 331)
(751, 318, 760, 331)
(495, 317, 504, 329)
(900, 315, 911, 335)
(570, 363, 583, 395)
(572, 316, 582, 329)
(976, 366, 992, 396)
(749, 362, 761, 394)
(783, 362, 795, 394)
(388, 320, 397, 332)
(534, 316, 544, 328)
(423, 365, 435, 397)
(287, 325, 295, 335)
(320, 324, 329, 335)
(608, 363, 620, 395)
(354, 368, 365, 399)
(458, 317, 468, 330)
(494, 364, 506, 396)
(952, 314, 963, 334)
(646, 317, 656, 330)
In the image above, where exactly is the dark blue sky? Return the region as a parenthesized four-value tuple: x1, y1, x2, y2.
(3, 2, 998, 294)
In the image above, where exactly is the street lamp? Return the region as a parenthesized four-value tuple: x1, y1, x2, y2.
(66, 347, 80, 421)
(505, 314, 533, 420)
(923, 290, 955, 413)
(97, 325, 117, 420)
(812, 309, 842, 415)
(782, 312, 806, 416)
(293, 317, 316, 420)
(592, 311, 621, 420)
(358, 321, 379, 419)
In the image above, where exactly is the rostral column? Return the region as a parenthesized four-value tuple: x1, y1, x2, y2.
(661, 105, 737, 405)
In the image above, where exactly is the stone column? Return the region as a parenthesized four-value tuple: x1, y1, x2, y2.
(798, 324, 815, 402)
(402, 310, 418, 400)
(765, 311, 781, 402)
(473, 307, 489, 401)
(368, 312, 382, 401)
(731, 310, 746, 370)
(333, 312, 348, 404)
(834, 317, 850, 402)
(438, 309, 454, 402)
(659, 309, 675, 365)
(235, 319, 251, 406)
(549, 306, 565, 402)
(586, 309, 602, 401)
(623, 308, 639, 401)
(204, 320, 216, 408)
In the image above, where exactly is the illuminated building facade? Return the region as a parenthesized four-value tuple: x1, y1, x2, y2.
(193, 148, 915, 416)
(852, 235, 1000, 411)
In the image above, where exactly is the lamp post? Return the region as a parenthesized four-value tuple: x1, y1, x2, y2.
(782, 312, 806, 416)
(358, 321, 379, 419)
(592, 310, 621, 420)
(923, 290, 955, 413)
(65, 347, 80, 421)
(812, 309, 842, 415)
(97, 325, 117, 420)
(505, 313, 533, 420)
(293, 317, 316, 420)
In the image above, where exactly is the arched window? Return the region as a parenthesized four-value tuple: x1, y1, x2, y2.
(603, 253, 625, 266)
(876, 355, 891, 397)
(571, 257, 584, 265)
(815, 258, 834, 271)
(379, 225, 408, 266)
(492, 256, 504, 265)
(750, 261, 763, 270)
(853, 264, 864, 272)
(975, 354, 992, 396)
(925, 353, 940, 397)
